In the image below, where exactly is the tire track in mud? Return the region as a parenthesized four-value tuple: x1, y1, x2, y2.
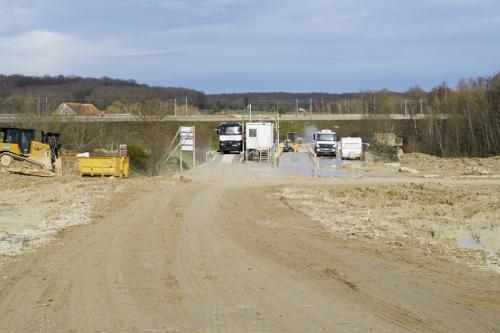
(172, 182, 407, 332)
(0, 184, 188, 332)
(210, 185, 500, 333)
(0, 168, 499, 332)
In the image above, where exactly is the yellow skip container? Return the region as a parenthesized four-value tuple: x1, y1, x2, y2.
(78, 156, 129, 178)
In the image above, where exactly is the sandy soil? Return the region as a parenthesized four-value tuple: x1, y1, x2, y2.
(0, 174, 174, 257)
(401, 153, 500, 176)
(278, 181, 500, 271)
(0, 163, 499, 332)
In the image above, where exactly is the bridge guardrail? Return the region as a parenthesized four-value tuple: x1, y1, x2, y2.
(0, 113, 449, 123)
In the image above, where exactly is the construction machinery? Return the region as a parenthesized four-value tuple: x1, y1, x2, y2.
(0, 127, 61, 176)
(281, 132, 300, 153)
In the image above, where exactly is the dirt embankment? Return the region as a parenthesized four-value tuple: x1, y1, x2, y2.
(401, 153, 500, 176)
(278, 181, 500, 270)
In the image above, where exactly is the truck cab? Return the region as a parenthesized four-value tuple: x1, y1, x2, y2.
(313, 129, 337, 157)
(218, 123, 243, 154)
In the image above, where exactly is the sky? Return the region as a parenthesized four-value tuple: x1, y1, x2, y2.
(0, 0, 499, 93)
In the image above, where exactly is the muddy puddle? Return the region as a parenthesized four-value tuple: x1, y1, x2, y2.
(278, 152, 389, 178)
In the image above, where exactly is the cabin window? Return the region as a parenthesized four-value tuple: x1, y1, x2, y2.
(249, 129, 257, 137)
(3, 129, 19, 144)
(21, 130, 34, 154)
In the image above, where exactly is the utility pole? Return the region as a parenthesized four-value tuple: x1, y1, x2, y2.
(309, 98, 312, 119)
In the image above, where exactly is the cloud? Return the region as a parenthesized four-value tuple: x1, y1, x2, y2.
(0, 31, 73, 73)
(0, 0, 499, 92)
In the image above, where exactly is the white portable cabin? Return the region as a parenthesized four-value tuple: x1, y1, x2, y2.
(245, 122, 275, 150)
(340, 137, 363, 160)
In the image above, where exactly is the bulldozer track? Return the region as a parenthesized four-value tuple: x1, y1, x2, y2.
(0, 152, 54, 177)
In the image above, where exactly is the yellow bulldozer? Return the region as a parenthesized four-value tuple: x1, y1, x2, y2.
(281, 132, 301, 153)
(0, 127, 61, 177)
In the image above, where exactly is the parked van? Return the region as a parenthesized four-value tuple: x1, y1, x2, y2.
(340, 137, 362, 160)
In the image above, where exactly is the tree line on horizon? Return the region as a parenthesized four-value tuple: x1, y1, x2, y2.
(0, 74, 207, 115)
(0, 73, 498, 157)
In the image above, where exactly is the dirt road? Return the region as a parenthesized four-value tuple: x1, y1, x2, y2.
(1, 164, 499, 332)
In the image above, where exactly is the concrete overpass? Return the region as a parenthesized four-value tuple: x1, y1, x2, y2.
(0, 113, 448, 123)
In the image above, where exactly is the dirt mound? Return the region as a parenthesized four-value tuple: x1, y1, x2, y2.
(278, 182, 500, 270)
(401, 153, 500, 176)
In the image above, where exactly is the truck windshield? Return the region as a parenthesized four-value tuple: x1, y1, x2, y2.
(220, 126, 241, 135)
(317, 134, 336, 141)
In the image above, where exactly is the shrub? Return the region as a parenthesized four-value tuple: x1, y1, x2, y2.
(127, 144, 149, 172)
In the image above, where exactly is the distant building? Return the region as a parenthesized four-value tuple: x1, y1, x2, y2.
(54, 103, 102, 116)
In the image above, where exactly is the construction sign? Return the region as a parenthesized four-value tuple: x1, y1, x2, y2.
(180, 126, 195, 152)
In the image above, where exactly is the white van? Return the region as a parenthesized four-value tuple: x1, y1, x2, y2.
(340, 137, 362, 160)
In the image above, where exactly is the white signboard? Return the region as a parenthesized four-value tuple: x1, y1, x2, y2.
(180, 126, 195, 152)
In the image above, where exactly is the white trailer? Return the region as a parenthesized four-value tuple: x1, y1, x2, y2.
(245, 122, 275, 162)
(246, 122, 274, 149)
(340, 137, 363, 160)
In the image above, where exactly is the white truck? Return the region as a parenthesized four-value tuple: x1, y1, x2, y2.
(218, 123, 243, 154)
(340, 137, 363, 160)
(313, 129, 337, 157)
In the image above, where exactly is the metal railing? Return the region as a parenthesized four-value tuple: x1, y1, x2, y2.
(0, 113, 450, 123)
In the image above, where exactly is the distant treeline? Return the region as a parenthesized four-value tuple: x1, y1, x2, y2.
(0, 73, 499, 157)
(209, 74, 500, 156)
(0, 74, 207, 114)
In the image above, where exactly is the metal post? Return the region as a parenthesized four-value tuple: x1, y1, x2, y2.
(174, 98, 177, 116)
(420, 98, 423, 114)
(249, 104, 252, 122)
(180, 148, 183, 173)
(276, 115, 280, 148)
(185, 98, 188, 117)
(193, 127, 196, 168)
(242, 116, 247, 162)
(404, 99, 407, 116)
(296, 99, 299, 117)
